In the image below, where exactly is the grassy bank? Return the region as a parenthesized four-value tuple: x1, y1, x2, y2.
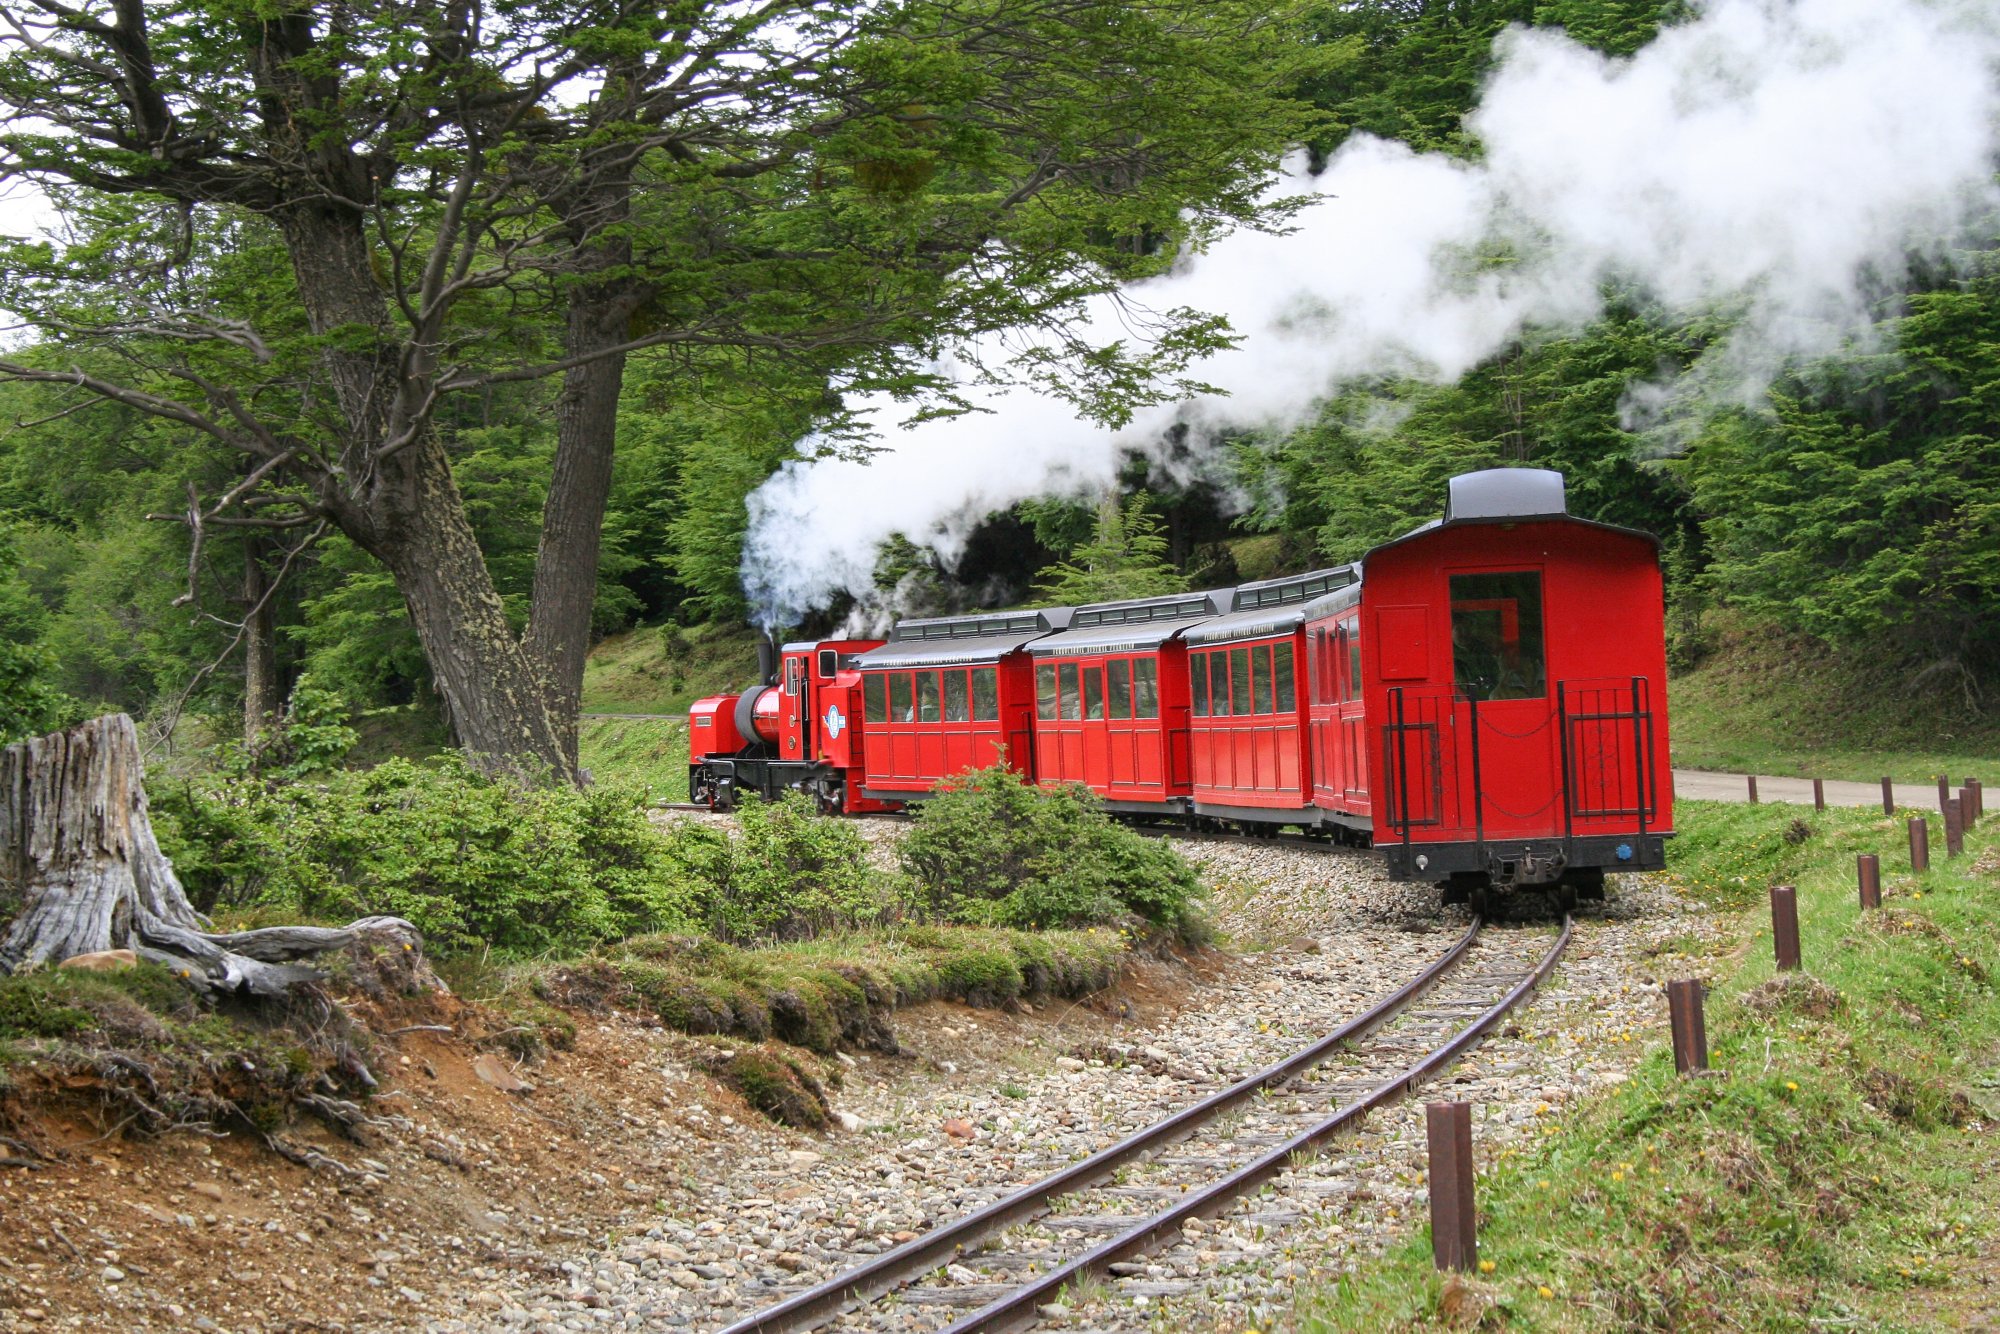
(579, 715, 687, 799)
(1305, 800, 2000, 1330)
(582, 621, 759, 716)
(1670, 621, 2000, 782)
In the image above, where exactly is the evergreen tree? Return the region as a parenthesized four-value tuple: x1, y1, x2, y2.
(1033, 496, 1189, 605)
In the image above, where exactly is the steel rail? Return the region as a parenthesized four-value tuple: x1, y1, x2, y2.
(941, 913, 1575, 1334)
(717, 915, 1486, 1334)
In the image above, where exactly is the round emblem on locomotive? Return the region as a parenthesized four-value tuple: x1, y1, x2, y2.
(823, 704, 845, 738)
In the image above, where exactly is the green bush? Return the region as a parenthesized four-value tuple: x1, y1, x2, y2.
(153, 755, 703, 955)
(897, 766, 1205, 934)
(707, 793, 891, 941)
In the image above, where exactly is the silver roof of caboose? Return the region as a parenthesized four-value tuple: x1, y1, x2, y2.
(855, 606, 1072, 668)
(1027, 588, 1231, 655)
(1183, 565, 1358, 645)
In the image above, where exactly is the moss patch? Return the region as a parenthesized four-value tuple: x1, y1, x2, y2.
(532, 925, 1124, 1071)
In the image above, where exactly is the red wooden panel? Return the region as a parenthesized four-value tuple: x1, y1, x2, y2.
(1376, 605, 1429, 682)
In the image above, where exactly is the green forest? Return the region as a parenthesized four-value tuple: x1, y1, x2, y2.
(0, 0, 1993, 772)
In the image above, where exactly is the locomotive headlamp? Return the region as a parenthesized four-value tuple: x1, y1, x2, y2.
(1416, 854, 1429, 871)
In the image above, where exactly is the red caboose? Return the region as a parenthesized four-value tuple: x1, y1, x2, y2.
(851, 608, 1070, 802)
(1025, 590, 1229, 813)
(1314, 467, 1672, 906)
(1182, 567, 1358, 826)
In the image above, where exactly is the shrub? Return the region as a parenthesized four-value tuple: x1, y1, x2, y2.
(897, 766, 1205, 934)
(703, 793, 892, 942)
(153, 755, 703, 955)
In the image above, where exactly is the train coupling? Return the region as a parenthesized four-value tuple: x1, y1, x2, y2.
(1488, 847, 1568, 887)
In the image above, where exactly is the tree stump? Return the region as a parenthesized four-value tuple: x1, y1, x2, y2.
(0, 714, 427, 997)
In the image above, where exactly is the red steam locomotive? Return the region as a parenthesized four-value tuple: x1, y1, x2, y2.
(690, 468, 1672, 904)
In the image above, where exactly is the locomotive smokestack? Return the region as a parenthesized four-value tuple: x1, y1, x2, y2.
(756, 632, 778, 687)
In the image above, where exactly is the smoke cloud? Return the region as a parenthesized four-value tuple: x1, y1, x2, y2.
(742, 0, 2000, 631)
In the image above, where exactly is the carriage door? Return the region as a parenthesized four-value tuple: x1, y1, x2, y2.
(1449, 571, 1558, 840)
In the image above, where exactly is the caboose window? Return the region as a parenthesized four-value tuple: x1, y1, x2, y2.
(1450, 571, 1546, 701)
(1058, 663, 1081, 721)
(890, 672, 913, 722)
(917, 671, 940, 723)
(1191, 653, 1209, 717)
(1134, 660, 1159, 718)
(1036, 664, 1057, 721)
(864, 674, 887, 723)
(973, 668, 999, 721)
(1274, 641, 1295, 712)
(944, 671, 969, 723)
(1107, 660, 1132, 720)
(1229, 647, 1252, 716)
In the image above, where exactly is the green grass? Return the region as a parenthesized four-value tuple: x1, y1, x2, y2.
(1670, 617, 2000, 783)
(1302, 800, 2000, 1331)
(582, 620, 760, 716)
(578, 715, 688, 801)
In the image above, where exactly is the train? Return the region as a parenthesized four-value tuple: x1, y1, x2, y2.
(689, 467, 1672, 910)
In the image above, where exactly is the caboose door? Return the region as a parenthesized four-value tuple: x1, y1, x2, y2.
(1449, 570, 1560, 840)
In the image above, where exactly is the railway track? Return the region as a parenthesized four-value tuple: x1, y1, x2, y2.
(718, 913, 1573, 1334)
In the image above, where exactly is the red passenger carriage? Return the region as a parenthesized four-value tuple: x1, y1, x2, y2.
(1306, 468, 1673, 906)
(1026, 590, 1229, 813)
(851, 608, 1069, 802)
(1182, 568, 1357, 825)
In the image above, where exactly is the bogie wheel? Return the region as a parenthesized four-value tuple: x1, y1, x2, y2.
(1553, 883, 1579, 914)
(1468, 884, 1491, 920)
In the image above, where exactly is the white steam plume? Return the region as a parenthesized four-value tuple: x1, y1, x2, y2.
(742, 0, 2000, 631)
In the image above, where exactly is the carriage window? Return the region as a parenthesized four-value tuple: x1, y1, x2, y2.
(1251, 645, 1274, 714)
(916, 671, 940, 722)
(1229, 647, 1252, 716)
(1210, 653, 1231, 717)
(864, 674, 887, 723)
(1273, 641, 1295, 713)
(1058, 663, 1081, 721)
(889, 672, 913, 722)
(1450, 572, 1546, 701)
(944, 670, 969, 723)
(1107, 660, 1132, 720)
(1346, 623, 1363, 702)
(1083, 669, 1104, 721)
(1191, 652, 1209, 717)
(1134, 660, 1159, 719)
(1036, 664, 1058, 721)
(817, 649, 837, 679)
(972, 667, 999, 721)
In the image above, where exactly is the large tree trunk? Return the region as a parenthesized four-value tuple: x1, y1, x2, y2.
(366, 439, 580, 782)
(525, 165, 640, 772)
(275, 195, 580, 782)
(0, 715, 426, 997)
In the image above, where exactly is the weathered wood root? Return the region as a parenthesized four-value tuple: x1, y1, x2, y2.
(0, 715, 436, 999)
